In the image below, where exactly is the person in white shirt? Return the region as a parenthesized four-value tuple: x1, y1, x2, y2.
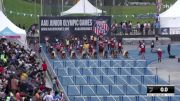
(43, 91, 53, 101)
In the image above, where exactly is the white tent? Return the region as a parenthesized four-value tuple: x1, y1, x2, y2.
(0, 11, 27, 47)
(61, 0, 103, 16)
(160, 0, 180, 28)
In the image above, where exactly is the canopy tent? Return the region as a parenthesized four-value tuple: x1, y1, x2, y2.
(159, 0, 180, 28)
(0, 11, 27, 47)
(61, 0, 103, 16)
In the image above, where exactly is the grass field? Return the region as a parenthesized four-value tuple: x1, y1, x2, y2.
(4, 0, 40, 29)
(3, 0, 176, 29)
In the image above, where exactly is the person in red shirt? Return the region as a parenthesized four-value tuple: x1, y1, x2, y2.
(89, 44, 93, 57)
(41, 61, 47, 77)
(39, 83, 45, 91)
(0, 65, 4, 74)
(140, 45, 145, 59)
(99, 41, 104, 57)
(157, 48, 162, 62)
(108, 40, 111, 50)
(118, 41, 123, 54)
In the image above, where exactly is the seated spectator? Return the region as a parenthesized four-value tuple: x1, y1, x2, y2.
(53, 91, 61, 101)
(34, 90, 42, 101)
(11, 75, 18, 95)
(20, 71, 28, 81)
(43, 90, 53, 101)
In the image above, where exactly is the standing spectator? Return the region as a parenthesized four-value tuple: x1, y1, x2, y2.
(144, 22, 149, 35)
(122, 22, 126, 35)
(0, 65, 4, 74)
(167, 44, 171, 56)
(60, 91, 65, 101)
(136, 22, 141, 34)
(151, 22, 154, 33)
(127, 21, 132, 35)
(53, 91, 61, 101)
(140, 23, 144, 35)
(34, 90, 42, 101)
(52, 77, 58, 91)
(157, 48, 162, 62)
(38, 46, 42, 54)
(45, 40, 50, 53)
(43, 91, 53, 101)
(41, 61, 47, 77)
(11, 76, 18, 95)
(15, 90, 22, 101)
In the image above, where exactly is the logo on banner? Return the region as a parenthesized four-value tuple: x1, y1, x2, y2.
(161, 28, 169, 35)
(93, 20, 109, 36)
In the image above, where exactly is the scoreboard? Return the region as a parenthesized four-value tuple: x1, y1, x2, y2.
(147, 85, 175, 96)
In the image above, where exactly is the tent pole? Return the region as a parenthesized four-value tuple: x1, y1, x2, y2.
(41, 0, 43, 16)
(96, 0, 97, 15)
(34, 0, 37, 22)
(84, 0, 85, 16)
(62, 0, 64, 14)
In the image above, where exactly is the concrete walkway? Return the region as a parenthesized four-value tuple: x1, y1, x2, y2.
(149, 58, 180, 85)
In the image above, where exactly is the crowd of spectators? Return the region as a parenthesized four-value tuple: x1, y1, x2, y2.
(0, 39, 64, 101)
(111, 20, 160, 35)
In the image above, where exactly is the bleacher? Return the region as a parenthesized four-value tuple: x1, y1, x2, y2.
(52, 59, 180, 101)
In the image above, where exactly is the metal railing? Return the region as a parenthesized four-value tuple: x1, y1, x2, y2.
(41, 48, 70, 101)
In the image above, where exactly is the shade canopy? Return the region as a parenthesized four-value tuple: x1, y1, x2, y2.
(160, 0, 180, 28)
(0, 11, 27, 47)
(61, 0, 103, 16)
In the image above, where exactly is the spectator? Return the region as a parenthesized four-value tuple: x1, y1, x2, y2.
(136, 22, 141, 34)
(11, 76, 18, 95)
(41, 61, 47, 77)
(15, 90, 22, 101)
(0, 39, 52, 100)
(43, 91, 53, 101)
(34, 90, 42, 101)
(52, 77, 58, 91)
(140, 23, 144, 35)
(53, 91, 61, 101)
